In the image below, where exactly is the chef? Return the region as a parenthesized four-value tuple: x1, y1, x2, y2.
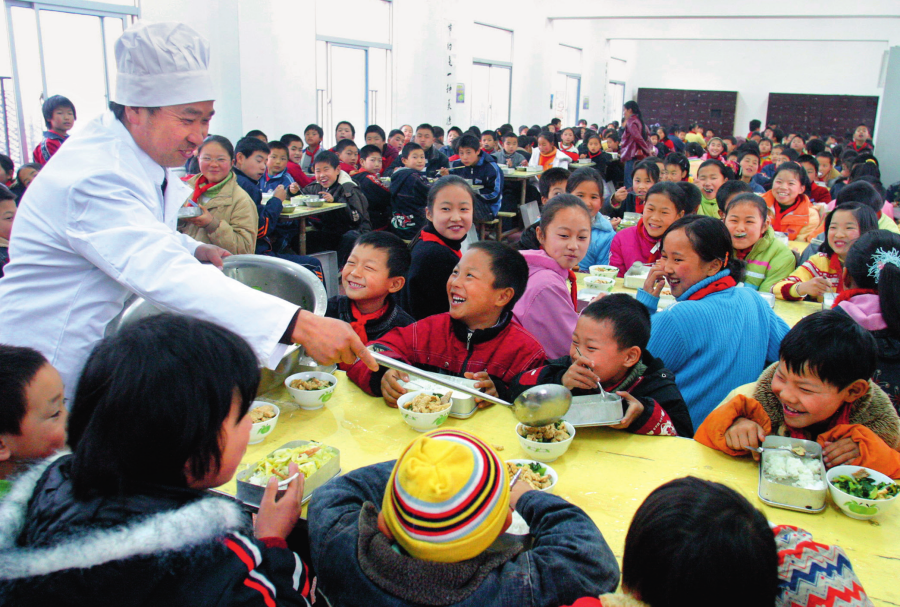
(0, 21, 376, 397)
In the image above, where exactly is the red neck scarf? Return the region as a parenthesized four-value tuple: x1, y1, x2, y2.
(828, 253, 846, 294)
(787, 402, 853, 440)
(637, 220, 662, 264)
(305, 144, 320, 158)
(687, 276, 737, 301)
(419, 230, 462, 258)
(832, 288, 878, 307)
(190, 175, 216, 203)
(634, 196, 645, 214)
(567, 270, 578, 310)
(349, 300, 390, 344)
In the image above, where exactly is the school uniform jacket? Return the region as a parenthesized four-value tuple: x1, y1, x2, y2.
(0, 454, 312, 606)
(383, 146, 450, 178)
(347, 312, 546, 403)
(259, 168, 295, 195)
(352, 170, 392, 231)
(179, 173, 258, 255)
(299, 144, 322, 173)
(235, 167, 284, 255)
(528, 148, 571, 170)
(388, 167, 430, 239)
(32, 130, 68, 166)
(513, 249, 579, 360)
(763, 191, 819, 242)
(735, 227, 796, 293)
(399, 224, 464, 320)
(301, 171, 372, 239)
(450, 153, 505, 217)
(772, 252, 842, 302)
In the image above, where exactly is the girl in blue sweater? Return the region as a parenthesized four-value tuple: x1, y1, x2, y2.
(567, 168, 615, 268)
(637, 216, 789, 428)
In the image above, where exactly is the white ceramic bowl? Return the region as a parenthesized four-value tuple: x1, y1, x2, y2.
(284, 372, 337, 410)
(248, 401, 280, 444)
(589, 265, 618, 279)
(506, 459, 558, 492)
(515, 422, 575, 463)
(826, 465, 899, 520)
(397, 390, 452, 432)
(584, 276, 615, 293)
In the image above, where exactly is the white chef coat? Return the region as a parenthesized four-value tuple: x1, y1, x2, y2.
(0, 111, 298, 396)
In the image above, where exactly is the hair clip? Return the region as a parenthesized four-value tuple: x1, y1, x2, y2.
(866, 159, 877, 165)
(867, 247, 900, 283)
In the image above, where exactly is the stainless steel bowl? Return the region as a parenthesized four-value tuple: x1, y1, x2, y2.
(105, 255, 327, 393)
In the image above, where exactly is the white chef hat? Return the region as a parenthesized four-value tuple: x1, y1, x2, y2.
(112, 21, 215, 107)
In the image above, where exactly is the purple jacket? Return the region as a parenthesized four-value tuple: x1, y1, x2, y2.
(513, 249, 578, 359)
(620, 115, 655, 162)
(609, 221, 661, 277)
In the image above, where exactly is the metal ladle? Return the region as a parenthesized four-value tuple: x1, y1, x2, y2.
(369, 351, 571, 426)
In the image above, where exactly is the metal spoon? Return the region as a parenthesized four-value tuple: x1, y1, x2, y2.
(369, 351, 571, 426)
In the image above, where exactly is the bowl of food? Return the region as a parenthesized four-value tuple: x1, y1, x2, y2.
(826, 465, 899, 520)
(506, 459, 558, 492)
(758, 437, 827, 512)
(584, 276, 615, 293)
(658, 288, 677, 310)
(515, 421, 575, 463)
(237, 440, 340, 507)
(284, 372, 337, 410)
(248, 401, 280, 444)
(589, 265, 618, 279)
(397, 390, 452, 432)
(623, 262, 651, 289)
(515, 166, 528, 172)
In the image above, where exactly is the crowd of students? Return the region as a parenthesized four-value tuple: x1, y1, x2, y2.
(0, 98, 898, 607)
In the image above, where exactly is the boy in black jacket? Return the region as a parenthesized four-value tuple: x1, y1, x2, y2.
(511, 294, 693, 437)
(450, 134, 504, 220)
(233, 136, 286, 255)
(389, 143, 431, 240)
(352, 145, 392, 231)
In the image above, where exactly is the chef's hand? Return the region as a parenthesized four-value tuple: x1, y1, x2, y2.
(194, 244, 231, 269)
(609, 392, 644, 430)
(463, 371, 497, 408)
(321, 192, 335, 203)
(643, 260, 667, 297)
(290, 311, 378, 370)
(381, 369, 409, 407)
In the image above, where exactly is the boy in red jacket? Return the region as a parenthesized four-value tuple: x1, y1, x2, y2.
(32, 95, 75, 165)
(348, 241, 545, 406)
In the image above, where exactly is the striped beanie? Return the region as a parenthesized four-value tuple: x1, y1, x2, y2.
(381, 428, 510, 563)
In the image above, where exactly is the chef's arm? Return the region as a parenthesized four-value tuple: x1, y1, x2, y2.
(279, 309, 377, 370)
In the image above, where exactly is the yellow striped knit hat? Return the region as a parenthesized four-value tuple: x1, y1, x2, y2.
(381, 428, 510, 563)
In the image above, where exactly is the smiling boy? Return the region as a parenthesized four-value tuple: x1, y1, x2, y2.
(696, 311, 900, 477)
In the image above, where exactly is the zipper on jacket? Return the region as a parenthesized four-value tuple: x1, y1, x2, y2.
(461, 331, 475, 373)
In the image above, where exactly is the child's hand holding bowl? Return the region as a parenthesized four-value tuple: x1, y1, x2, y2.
(321, 191, 334, 203)
(464, 371, 498, 408)
(380, 369, 409, 407)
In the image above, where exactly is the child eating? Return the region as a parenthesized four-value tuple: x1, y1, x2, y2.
(773, 203, 878, 301)
(696, 311, 900, 477)
(568, 168, 616, 268)
(350, 241, 545, 405)
(603, 159, 659, 222)
(326, 231, 414, 346)
(511, 295, 693, 437)
(609, 182, 690, 277)
(724, 193, 795, 293)
(400, 176, 475, 320)
(513, 196, 592, 359)
(763, 161, 819, 241)
(308, 429, 619, 607)
(638, 216, 789, 428)
(451, 134, 504, 218)
(0, 316, 312, 603)
(529, 130, 572, 171)
(0, 345, 67, 499)
(695, 159, 732, 218)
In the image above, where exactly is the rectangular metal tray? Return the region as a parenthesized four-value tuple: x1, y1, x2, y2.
(757, 436, 826, 513)
(236, 440, 341, 508)
(565, 394, 625, 427)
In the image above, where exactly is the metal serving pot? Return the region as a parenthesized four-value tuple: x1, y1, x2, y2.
(105, 255, 327, 393)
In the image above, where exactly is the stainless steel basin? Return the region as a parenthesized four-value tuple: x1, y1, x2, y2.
(105, 255, 327, 393)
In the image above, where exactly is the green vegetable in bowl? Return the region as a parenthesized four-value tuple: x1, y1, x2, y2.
(832, 474, 899, 500)
(528, 462, 546, 475)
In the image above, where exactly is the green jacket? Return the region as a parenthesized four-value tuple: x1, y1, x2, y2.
(738, 227, 796, 292)
(698, 195, 720, 218)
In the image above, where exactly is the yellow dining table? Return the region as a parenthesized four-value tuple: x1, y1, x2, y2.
(226, 372, 900, 606)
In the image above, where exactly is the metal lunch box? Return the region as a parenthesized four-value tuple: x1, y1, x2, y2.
(236, 440, 341, 508)
(400, 375, 479, 418)
(757, 436, 827, 513)
(565, 394, 625, 427)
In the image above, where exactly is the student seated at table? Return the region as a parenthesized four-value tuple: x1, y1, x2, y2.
(514, 167, 570, 251)
(529, 130, 571, 171)
(637, 216, 789, 429)
(302, 149, 371, 263)
(32, 95, 75, 166)
(0, 345, 67, 500)
(179, 135, 258, 256)
(568, 168, 615, 268)
(352, 145, 392, 231)
(450, 134, 504, 219)
(695, 311, 900, 477)
(259, 140, 299, 196)
(326, 231, 414, 347)
(481, 130, 499, 155)
(299, 123, 324, 173)
(389, 143, 431, 240)
(836, 230, 900, 413)
(281, 133, 314, 187)
(735, 149, 766, 194)
(513, 196, 591, 360)
(512, 295, 693, 437)
(494, 132, 527, 168)
(308, 428, 619, 607)
(763, 161, 820, 242)
(797, 154, 832, 204)
(695, 159, 733, 218)
(350, 241, 545, 405)
(603, 158, 659, 226)
(234, 137, 285, 247)
(580, 133, 612, 178)
(773, 203, 877, 302)
(609, 181, 690, 278)
(384, 124, 450, 178)
(364, 124, 397, 175)
(335, 138, 360, 175)
(566, 477, 873, 607)
(0, 316, 312, 604)
(724, 193, 795, 293)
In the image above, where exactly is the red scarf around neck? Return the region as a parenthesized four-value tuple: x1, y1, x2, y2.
(687, 276, 737, 301)
(567, 269, 578, 310)
(305, 144, 320, 158)
(190, 175, 217, 203)
(419, 230, 462, 258)
(637, 219, 662, 264)
(786, 402, 852, 440)
(350, 300, 389, 344)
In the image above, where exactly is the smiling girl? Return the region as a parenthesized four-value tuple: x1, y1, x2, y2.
(610, 182, 690, 277)
(528, 130, 571, 171)
(513, 195, 592, 358)
(762, 162, 819, 241)
(400, 176, 475, 320)
(724, 193, 795, 293)
(695, 159, 733, 218)
(773, 203, 878, 301)
(638, 215, 789, 427)
(603, 159, 659, 222)
(701, 137, 726, 162)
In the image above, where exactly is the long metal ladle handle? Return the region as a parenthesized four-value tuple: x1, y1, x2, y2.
(370, 351, 511, 408)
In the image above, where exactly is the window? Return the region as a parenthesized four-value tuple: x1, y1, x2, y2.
(554, 45, 582, 126)
(471, 23, 512, 128)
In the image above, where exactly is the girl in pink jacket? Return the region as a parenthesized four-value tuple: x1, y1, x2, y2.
(513, 195, 592, 359)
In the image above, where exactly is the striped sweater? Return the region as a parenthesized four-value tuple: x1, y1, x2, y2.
(734, 227, 796, 293)
(636, 270, 789, 428)
(772, 252, 842, 302)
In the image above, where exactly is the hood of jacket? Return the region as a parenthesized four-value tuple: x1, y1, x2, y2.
(836, 293, 888, 332)
(390, 166, 424, 189)
(520, 248, 569, 280)
(593, 212, 614, 233)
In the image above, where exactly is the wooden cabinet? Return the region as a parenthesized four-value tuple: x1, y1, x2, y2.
(766, 94, 878, 139)
(637, 88, 738, 136)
